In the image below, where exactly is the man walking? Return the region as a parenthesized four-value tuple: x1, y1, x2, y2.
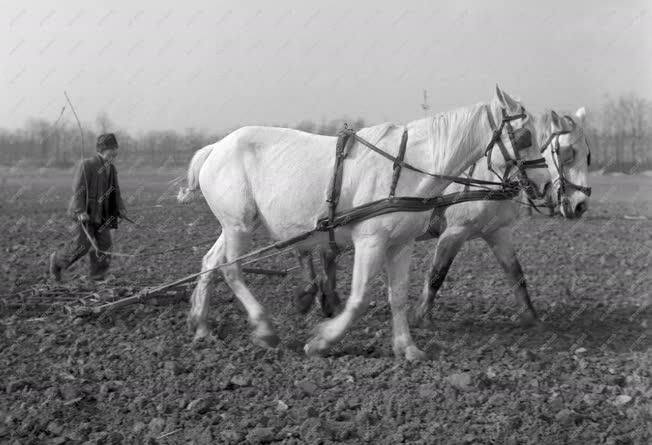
(50, 133, 127, 282)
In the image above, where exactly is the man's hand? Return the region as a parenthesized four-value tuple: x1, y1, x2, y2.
(77, 213, 89, 223)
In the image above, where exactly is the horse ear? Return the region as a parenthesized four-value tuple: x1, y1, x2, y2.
(575, 107, 587, 126)
(550, 110, 563, 129)
(494, 84, 504, 100)
(494, 85, 519, 111)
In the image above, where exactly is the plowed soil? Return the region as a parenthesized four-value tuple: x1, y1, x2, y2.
(1, 168, 650, 444)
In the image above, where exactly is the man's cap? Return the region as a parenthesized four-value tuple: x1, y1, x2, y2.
(96, 133, 119, 151)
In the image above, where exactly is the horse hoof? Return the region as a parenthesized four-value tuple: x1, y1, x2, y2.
(193, 324, 209, 342)
(187, 314, 200, 332)
(304, 335, 329, 357)
(405, 345, 427, 362)
(519, 313, 540, 328)
(319, 291, 342, 318)
(252, 332, 281, 349)
(294, 284, 319, 315)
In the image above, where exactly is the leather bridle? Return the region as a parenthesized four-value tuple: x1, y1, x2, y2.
(539, 120, 592, 200)
(484, 107, 549, 199)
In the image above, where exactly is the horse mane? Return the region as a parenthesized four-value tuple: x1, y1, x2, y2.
(419, 102, 488, 173)
(356, 102, 488, 173)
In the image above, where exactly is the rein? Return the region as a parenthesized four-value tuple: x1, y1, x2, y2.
(317, 187, 520, 232)
(322, 106, 547, 246)
(349, 132, 511, 189)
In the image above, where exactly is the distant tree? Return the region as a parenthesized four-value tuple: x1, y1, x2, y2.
(296, 120, 316, 134)
(600, 93, 652, 172)
(183, 127, 208, 151)
(25, 118, 51, 159)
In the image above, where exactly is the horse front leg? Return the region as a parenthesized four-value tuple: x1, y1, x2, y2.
(483, 228, 539, 325)
(304, 235, 385, 356)
(385, 241, 425, 361)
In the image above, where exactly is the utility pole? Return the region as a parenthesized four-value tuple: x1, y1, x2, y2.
(421, 89, 430, 117)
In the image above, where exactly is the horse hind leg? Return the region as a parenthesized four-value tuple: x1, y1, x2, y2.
(318, 247, 341, 318)
(221, 227, 280, 348)
(188, 233, 226, 341)
(293, 247, 341, 318)
(293, 249, 321, 315)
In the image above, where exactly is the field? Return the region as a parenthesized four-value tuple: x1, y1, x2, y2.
(1, 166, 651, 444)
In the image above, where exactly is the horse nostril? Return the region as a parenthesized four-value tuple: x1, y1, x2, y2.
(575, 201, 587, 216)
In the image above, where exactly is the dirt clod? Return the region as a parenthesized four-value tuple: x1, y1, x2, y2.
(230, 374, 250, 387)
(147, 417, 165, 436)
(276, 400, 289, 412)
(246, 426, 276, 443)
(220, 429, 243, 443)
(186, 398, 211, 414)
(295, 380, 318, 396)
(445, 372, 473, 391)
(614, 395, 632, 406)
(555, 408, 576, 427)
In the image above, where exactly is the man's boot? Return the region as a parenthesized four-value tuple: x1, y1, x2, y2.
(49, 252, 62, 282)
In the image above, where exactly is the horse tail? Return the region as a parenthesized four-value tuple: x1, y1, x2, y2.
(177, 144, 214, 203)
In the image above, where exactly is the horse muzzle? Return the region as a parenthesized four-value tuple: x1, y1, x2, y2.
(560, 196, 589, 219)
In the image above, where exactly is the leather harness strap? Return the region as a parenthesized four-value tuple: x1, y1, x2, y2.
(463, 162, 477, 192)
(484, 108, 548, 184)
(326, 128, 356, 252)
(485, 108, 516, 181)
(351, 133, 508, 189)
(322, 107, 548, 250)
(540, 130, 593, 198)
(389, 129, 409, 198)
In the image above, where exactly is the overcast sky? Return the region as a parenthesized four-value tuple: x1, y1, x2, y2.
(2, 0, 651, 134)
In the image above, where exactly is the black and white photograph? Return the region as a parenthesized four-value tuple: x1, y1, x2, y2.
(1, 0, 650, 443)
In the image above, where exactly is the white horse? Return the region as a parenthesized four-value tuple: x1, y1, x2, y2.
(178, 86, 551, 361)
(292, 108, 592, 323)
(411, 107, 591, 325)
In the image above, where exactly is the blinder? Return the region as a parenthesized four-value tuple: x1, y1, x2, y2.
(512, 127, 532, 151)
(484, 107, 548, 200)
(586, 138, 592, 166)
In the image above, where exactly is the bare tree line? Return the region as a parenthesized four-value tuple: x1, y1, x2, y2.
(0, 112, 367, 170)
(588, 93, 652, 173)
(0, 93, 650, 173)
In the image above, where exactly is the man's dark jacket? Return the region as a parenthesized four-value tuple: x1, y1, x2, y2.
(67, 155, 125, 229)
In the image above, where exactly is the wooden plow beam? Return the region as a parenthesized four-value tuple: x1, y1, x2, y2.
(76, 187, 520, 319)
(75, 266, 290, 317)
